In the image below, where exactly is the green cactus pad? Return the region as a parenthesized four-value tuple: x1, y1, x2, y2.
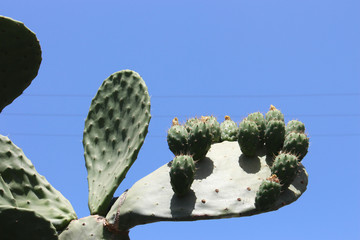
(59, 215, 128, 240)
(0, 206, 58, 240)
(0, 135, 77, 231)
(83, 70, 151, 215)
(220, 116, 239, 141)
(271, 153, 299, 188)
(0, 16, 42, 112)
(184, 117, 201, 131)
(246, 112, 266, 143)
(238, 120, 260, 157)
(255, 176, 282, 211)
(265, 120, 285, 157)
(265, 105, 284, 123)
(283, 132, 309, 161)
(202, 116, 221, 143)
(167, 118, 189, 155)
(170, 155, 196, 197)
(106, 141, 308, 230)
(188, 120, 212, 161)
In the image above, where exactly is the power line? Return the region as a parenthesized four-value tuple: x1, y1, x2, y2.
(22, 93, 360, 98)
(2, 113, 360, 118)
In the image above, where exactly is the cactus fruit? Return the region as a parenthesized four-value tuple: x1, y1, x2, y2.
(271, 153, 299, 188)
(184, 117, 201, 131)
(83, 70, 151, 215)
(238, 119, 260, 157)
(167, 117, 189, 155)
(255, 175, 282, 211)
(265, 105, 284, 123)
(0, 16, 42, 112)
(264, 120, 285, 157)
(0, 135, 77, 231)
(0, 206, 58, 240)
(188, 120, 212, 161)
(282, 132, 309, 161)
(169, 155, 196, 197)
(220, 116, 239, 141)
(246, 112, 266, 143)
(285, 120, 305, 136)
(202, 116, 221, 143)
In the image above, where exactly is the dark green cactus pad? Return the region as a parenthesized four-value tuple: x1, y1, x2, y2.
(202, 116, 221, 143)
(265, 105, 284, 123)
(265, 120, 285, 157)
(255, 177, 282, 211)
(238, 119, 260, 157)
(0, 16, 42, 112)
(83, 70, 151, 215)
(170, 155, 196, 197)
(285, 120, 305, 136)
(220, 116, 239, 141)
(246, 112, 266, 143)
(0, 174, 16, 206)
(167, 118, 189, 155)
(59, 215, 128, 240)
(0, 206, 58, 240)
(0, 135, 77, 231)
(188, 121, 212, 161)
(283, 132, 309, 161)
(271, 153, 299, 188)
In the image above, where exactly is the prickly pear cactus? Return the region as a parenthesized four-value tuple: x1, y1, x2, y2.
(187, 120, 212, 161)
(246, 112, 266, 143)
(220, 116, 238, 141)
(283, 132, 309, 161)
(167, 118, 189, 155)
(0, 16, 42, 112)
(238, 119, 260, 157)
(83, 70, 151, 215)
(285, 120, 305, 136)
(202, 116, 221, 143)
(271, 153, 299, 188)
(254, 175, 282, 211)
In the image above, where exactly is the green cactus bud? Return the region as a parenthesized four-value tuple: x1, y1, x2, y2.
(0, 16, 42, 112)
(202, 116, 221, 143)
(170, 155, 196, 197)
(266, 105, 284, 123)
(255, 175, 282, 211)
(188, 120, 212, 161)
(0, 206, 58, 240)
(238, 119, 260, 157)
(246, 112, 266, 143)
(285, 120, 305, 136)
(265, 120, 285, 157)
(220, 116, 239, 141)
(271, 153, 299, 188)
(184, 117, 201, 131)
(167, 117, 189, 155)
(283, 132, 309, 161)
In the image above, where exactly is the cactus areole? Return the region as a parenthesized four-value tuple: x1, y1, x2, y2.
(0, 15, 310, 240)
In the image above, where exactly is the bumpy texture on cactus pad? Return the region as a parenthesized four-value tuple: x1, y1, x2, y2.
(0, 206, 58, 240)
(271, 153, 299, 188)
(0, 135, 77, 231)
(106, 141, 308, 230)
(170, 155, 196, 197)
(255, 176, 282, 211)
(283, 132, 309, 161)
(238, 120, 260, 157)
(220, 116, 238, 141)
(202, 116, 221, 143)
(83, 70, 151, 215)
(0, 16, 42, 112)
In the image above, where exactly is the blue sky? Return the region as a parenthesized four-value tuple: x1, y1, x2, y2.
(1, 1, 360, 239)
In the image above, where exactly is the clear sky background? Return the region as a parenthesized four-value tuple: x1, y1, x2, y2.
(1, 1, 360, 239)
